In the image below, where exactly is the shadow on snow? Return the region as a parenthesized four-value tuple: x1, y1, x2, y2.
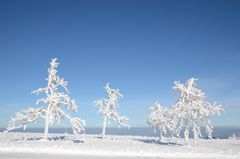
(11, 135, 84, 143)
(134, 138, 182, 146)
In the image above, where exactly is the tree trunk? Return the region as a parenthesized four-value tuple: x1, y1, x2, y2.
(159, 131, 162, 142)
(43, 107, 50, 140)
(193, 123, 197, 142)
(206, 125, 212, 139)
(102, 116, 107, 139)
(184, 128, 189, 145)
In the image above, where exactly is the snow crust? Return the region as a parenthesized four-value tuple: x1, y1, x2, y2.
(0, 132, 239, 159)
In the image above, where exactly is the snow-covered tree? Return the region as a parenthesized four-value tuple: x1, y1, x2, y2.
(94, 83, 129, 138)
(172, 78, 223, 145)
(147, 101, 176, 141)
(5, 58, 85, 139)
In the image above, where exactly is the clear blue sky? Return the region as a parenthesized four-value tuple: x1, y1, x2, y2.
(0, 0, 239, 128)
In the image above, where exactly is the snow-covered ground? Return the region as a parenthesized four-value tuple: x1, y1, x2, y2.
(0, 132, 239, 159)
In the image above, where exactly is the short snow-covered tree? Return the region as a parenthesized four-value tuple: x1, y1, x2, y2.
(147, 101, 176, 141)
(5, 58, 85, 139)
(94, 83, 129, 138)
(172, 78, 223, 145)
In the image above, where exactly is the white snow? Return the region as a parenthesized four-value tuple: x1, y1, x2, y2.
(0, 132, 239, 159)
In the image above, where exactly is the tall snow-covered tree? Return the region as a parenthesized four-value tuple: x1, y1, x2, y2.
(94, 83, 129, 138)
(147, 101, 176, 141)
(5, 58, 85, 139)
(172, 78, 223, 145)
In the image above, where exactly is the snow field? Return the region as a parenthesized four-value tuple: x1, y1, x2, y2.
(0, 132, 239, 159)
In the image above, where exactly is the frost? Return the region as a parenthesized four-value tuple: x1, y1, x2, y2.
(5, 58, 85, 139)
(172, 78, 224, 145)
(147, 101, 176, 141)
(147, 78, 224, 145)
(94, 83, 129, 138)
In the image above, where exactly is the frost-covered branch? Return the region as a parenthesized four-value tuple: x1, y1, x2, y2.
(5, 107, 46, 132)
(70, 117, 86, 135)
